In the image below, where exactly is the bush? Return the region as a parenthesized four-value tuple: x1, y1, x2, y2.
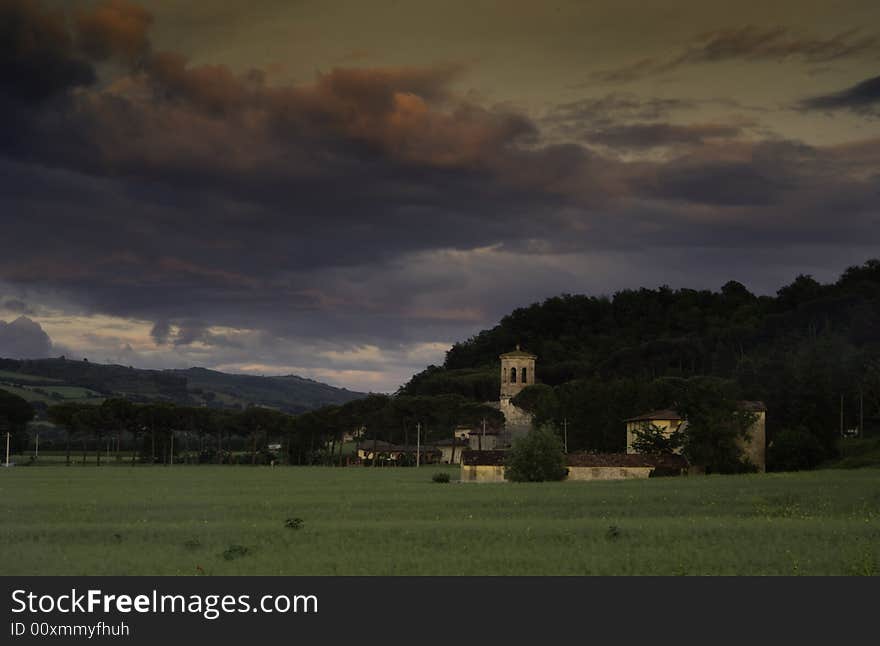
(504, 425, 568, 482)
(768, 426, 827, 471)
(222, 544, 249, 560)
(431, 472, 450, 483)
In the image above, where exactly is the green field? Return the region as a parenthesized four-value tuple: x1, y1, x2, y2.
(1, 466, 878, 575)
(0, 370, 62, 383)
(0, 382, 104, 404)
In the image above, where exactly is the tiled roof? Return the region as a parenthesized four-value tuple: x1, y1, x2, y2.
(356, 441, 440, 453)
(623, 409, 682, 422)
(461, 450, 507, 466)
(565, 452, 689, 469)
(499, 345, 536, 359)
(625, 400, 767, 422)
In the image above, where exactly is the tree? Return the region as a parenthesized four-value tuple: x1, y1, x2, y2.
(504, 425, 568, 482)
(767, 426, 826, 471)
(670, 377, 757, 473)
(631, 422, 684, 454)
(101, 398, 136, 463)
(47, 401, 81, 466)
(0, 390, 35, 457)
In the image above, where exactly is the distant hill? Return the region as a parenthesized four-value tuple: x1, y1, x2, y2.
(401, 259, 880, 458)
(0, 357, 364, 414)
(170, 367, 364, 412)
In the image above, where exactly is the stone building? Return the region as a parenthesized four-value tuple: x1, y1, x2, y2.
(623, 410, 683, 454)
(460, 450, 689, 482)
(498, 345, 536, 440)
(624, 401, 767, 471)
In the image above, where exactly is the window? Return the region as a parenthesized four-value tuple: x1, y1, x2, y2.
(510, 367, 517, 383)
(521, 367, 527, 383)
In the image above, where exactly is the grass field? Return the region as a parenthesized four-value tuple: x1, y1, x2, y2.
(1, 466, 878, 575)
(0, 370, 62, 383)
(0, 382, 104, 404)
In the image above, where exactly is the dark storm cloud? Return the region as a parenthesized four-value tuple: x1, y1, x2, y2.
(0, 1, 879, 385)
(1, 299, 34, 315)
(586, 123, 743, 150)
(800, 74, 880, 115)
(74, 0, 153, 63)
(150, 319, 171, 345)
(0, 316, 53, 358)
(0, 0, 94, 104)
(592, 26, 879, 83)
(543, 93, 750, 151)
(547, 94, 698, 131)
(647, 160, 788, 205)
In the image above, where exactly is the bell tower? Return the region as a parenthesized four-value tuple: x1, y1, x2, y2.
(499, 345, 536, 399)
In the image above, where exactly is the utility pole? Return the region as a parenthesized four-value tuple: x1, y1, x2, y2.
(481, 417, 486, 451)
(860, 387, 864, 439)
(4, 432, 10, 467)
(840, 395, 844, 437)
(416, 423, 421, 468)
(35, 431, 39, 459)
(563, 418, 568, 454)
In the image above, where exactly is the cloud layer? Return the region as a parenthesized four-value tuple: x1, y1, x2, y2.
(0, 316, 53, 359)
(0, 1, 878, 391)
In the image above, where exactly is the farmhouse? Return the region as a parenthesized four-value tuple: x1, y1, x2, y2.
(624, 401, 767, 471)
(434, 437, 469, 464)
(356, 440, 441, 464)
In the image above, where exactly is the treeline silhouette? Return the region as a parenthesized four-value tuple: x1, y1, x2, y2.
(401, 260, 880, 468)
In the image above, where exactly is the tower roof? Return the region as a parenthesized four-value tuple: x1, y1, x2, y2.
(499, 344, 536, 359)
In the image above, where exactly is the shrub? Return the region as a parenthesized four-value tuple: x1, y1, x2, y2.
(285, 517, 304, 529)
(768, 426, 827, 471)
(504, 425, 568, 482)
(431, 472, 450, 483)
(222, 544, 249, 560)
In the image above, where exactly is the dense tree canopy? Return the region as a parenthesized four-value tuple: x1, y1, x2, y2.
(0, 390, 35, 454)
(401, 260, 880, 469)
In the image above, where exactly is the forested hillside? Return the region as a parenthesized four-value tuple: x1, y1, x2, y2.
(0, 358, 363, 414)
(402, 260, 880, 466)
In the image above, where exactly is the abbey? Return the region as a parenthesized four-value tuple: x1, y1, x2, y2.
(498, 345, 536, 440)
(461, 346, 765, 481)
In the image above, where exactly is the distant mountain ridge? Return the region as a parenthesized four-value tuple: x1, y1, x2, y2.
(0, 357, 364, 413)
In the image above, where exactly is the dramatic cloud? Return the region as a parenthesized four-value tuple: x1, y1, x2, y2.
(74, 0, 153, 63)
(1, 299, 34, 315)
(592, 26, 879, 83)
(150, 319, 171, 345)
(0, 316, 53, 359)
(0, 0, 95, 103)
(800, 74, 880, 115)
(588, 123, 743, 150)
(0, 1, 878, 390)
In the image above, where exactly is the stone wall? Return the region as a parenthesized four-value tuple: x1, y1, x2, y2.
(566, 466, 654, 481)
(499, 396, 533, 441)
(500, 357, 535, 398)
(460, 465, 507, 483)
(738, 411, 766, 472)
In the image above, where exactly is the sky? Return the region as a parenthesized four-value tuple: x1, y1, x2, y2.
(1, 0, 878, 392)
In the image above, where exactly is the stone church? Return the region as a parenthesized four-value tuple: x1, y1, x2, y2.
(462, 345, 537, 451)
(498, 345, 537, 439)
(461, 346, 696, 482)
